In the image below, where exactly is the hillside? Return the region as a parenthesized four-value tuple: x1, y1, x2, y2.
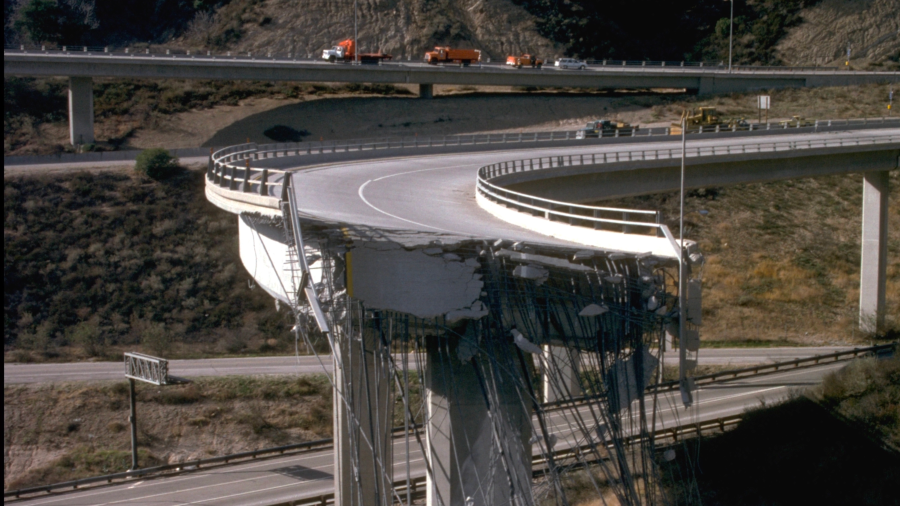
(775, 0, 900, 68)
(7, 0, 897, 65)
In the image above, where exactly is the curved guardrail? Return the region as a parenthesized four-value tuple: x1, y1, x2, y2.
(475, 131, 900, 238)
(206, 117, 900, 215)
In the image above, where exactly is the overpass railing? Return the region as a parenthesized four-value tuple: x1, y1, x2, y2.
(475, 132, 900, 236)
(8, 44, 900, 74)
(207, 118, 899, 214)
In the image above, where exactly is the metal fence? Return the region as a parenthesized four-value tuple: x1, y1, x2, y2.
(475, 132, 900, 235)
(207, 117, 900, 211)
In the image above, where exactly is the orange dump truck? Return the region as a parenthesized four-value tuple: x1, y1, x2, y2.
(321, 39, 392, 64)
(506, 54, 543, 68)
(424, 47, 481, 66)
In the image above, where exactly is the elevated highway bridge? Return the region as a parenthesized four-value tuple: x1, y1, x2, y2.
(199, 124, 897, 506)
(5, 47, 899, 145)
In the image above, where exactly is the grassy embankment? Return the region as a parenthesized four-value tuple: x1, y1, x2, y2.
(4, 168, 300, 363)
(601, 169, 900, 346)
(3, 375, 332, 490)
(4, 371, 425, 491)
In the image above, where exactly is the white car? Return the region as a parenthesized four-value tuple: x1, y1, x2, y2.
(555, 58, 586, 70)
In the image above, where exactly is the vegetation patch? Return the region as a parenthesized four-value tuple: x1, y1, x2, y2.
(4, 169, 295, 360)
(600, 169, 900, 345)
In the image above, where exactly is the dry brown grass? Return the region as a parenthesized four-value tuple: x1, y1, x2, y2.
(3, 375, 333, 491)
(604, 171, 900, 346)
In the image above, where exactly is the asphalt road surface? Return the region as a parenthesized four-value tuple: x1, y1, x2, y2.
(5, 361, 847, 506)
(279, 129, 895, 247)
(3, 347, 856, 384)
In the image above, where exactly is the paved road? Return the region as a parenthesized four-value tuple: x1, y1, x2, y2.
(276, 129, 895, 248)
(5, 361, 847, 505)
(2, 347, 857, 384)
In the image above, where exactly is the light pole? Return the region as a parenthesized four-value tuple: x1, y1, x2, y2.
(354, 0, 359, 65)
(728, 0, 734, 72)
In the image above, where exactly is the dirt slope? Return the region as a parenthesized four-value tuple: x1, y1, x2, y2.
(775, 0, 900, 66)
(181, 0, 564, 61)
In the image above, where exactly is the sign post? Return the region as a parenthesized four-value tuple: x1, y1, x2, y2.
(124, 352, 188, 469)
(757, 95, 771, 125)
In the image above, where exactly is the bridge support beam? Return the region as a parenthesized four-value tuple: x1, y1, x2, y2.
(425, 334, 533, 506)
(542, 345, 581, 403)
(859, 170, 890, 333)
(419, 83, 434, 99)
(68, 76, 94, 146)
(334, 327, 393, 506)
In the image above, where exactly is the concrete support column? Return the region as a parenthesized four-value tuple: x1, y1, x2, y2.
(68, 76, 94, 145)
(334, 326, 393, 506)
(542, 345, 581, 403)
(425, 335, 533, 506)
(859, 170, 889, 333)
(419, 83, 434, 99)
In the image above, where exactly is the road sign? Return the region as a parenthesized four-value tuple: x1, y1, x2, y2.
(123, 352, 188, 470)
(125, 352, 170, 385)
(757, 95, 770, 124)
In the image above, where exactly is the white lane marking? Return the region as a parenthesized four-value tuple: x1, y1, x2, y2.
(21, 362, 847, 504)
(126, 481, 143, 489)
(357, 164, 473, 234)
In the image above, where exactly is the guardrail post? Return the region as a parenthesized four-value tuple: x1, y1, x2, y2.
(223, 166, 233, 190)
(243, 160, 252, 192)
(259, 169, 268, 196)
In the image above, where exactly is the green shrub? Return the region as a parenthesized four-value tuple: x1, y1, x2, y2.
(134, 148, 180, 180)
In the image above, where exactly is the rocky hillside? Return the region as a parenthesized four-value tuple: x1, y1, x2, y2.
(775, 0, 900, 67)
(9, 0, 897, 65)
(179, 0, 563, 60)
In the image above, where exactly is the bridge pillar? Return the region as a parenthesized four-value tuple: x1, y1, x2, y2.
(859, 170, 889, 333)
(419, 83, 434, 99)
(425, 333, 533, 506)
(68, 76, 94, 145)
(333, 327, 393, 506)
(542, 345, 581, 403)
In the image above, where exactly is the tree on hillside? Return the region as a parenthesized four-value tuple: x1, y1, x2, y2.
(13, 0, 97, 45)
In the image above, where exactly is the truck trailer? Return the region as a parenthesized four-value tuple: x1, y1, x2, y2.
(424, 47, 481, 66)
(322, 39, 392, 64)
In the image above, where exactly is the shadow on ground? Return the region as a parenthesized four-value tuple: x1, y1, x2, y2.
(660, 397, 900, 505)
(203, 92, 682, 147)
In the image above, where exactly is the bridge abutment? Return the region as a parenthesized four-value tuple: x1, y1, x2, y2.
(419, 83, 434, 99)
(859, 170, 890, 333)
(68, 76, 94, 146)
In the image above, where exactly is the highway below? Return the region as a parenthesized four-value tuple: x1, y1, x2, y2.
(5, 361, 850, 505)
(3, 347, 857, 384)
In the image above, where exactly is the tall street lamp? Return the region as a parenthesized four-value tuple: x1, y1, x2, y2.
(728, 0, 734, 72)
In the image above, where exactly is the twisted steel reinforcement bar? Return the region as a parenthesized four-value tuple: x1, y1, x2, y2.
(5, 343, 893, 500)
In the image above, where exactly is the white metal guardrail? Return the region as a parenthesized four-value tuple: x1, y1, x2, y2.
(206, 117, 900, 212)
(7, 45, 900, 75)
(475, 132, 900, 237)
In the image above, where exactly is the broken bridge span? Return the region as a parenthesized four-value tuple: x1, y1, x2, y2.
(205, 124, 898, 506)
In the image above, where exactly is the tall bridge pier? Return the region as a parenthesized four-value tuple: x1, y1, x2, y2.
(67, 76, 94, 145)
(860, 170, 890, 333)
